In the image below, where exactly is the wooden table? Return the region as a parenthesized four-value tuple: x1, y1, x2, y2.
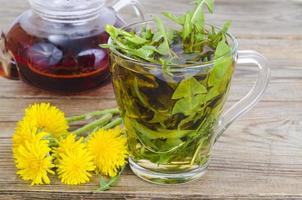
(1, 0, 302, 199)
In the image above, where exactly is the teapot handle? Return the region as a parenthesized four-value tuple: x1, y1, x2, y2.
(112, 0, 145, 23)
(0, 32, 19, 80)
(215, 50, 270, 141)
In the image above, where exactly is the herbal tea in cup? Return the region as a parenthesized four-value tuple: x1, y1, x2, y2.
(103, 0, 270, 184)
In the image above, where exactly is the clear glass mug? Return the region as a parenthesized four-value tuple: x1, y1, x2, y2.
(109, 21, 270, 184)
(0, 0, 144, 92)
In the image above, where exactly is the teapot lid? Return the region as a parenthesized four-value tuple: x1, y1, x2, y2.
(29, 0, 106, 23)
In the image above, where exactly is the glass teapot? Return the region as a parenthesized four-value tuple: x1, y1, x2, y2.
(0, 0, 144, 92)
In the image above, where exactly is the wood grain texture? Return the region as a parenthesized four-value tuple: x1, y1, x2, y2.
(0, 0, 301, 199)
(0, 0, 302, 38)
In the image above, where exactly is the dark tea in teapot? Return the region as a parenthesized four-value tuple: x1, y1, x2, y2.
(0, 0, 144, 92)
(5, 21, 116, 92)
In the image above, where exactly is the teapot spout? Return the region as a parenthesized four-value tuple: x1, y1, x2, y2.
(0, 32, 19, 80)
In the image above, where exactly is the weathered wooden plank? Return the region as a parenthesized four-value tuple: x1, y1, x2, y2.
(238, 39, 302, 61)
(0, 0, 301, 199)
(0, 98, 117, 122)
(142, 0, 302, 39)
(0, 0, 301, 39)
(1, 102, 302, 199)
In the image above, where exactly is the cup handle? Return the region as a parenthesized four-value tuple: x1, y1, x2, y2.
(215, 50, 270, 141)
(112, 0, 145, 23)
(0, 32, 19, 80)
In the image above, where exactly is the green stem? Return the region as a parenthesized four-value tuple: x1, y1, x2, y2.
(67, 108, 119, 123)
(72, 114, 113, 136)
(103, 118, 123, 129)
(95, 165, 126, 191)
(190, 140, 204, 166)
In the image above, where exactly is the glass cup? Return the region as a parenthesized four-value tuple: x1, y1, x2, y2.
(108, 21, 270, 184)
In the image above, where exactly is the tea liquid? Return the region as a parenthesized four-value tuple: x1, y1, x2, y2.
(5, 21, 121, 92)
(110, 48, 234, 173)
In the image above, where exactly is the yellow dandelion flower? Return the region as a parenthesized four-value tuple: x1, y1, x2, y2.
(53, 134, 82, 157)
(87, 127, 128, 177)
(13, 119, 39, 149)
(23, 103, 69, 138)
(14, 134, 54, 185)
(56, 135, 95, 185)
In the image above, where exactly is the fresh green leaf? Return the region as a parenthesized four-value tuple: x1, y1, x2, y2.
(182, 12, 193, 39)
(210, 40, 232, 80)
(149, 111, 170, 127)
(135, 47, 155, 60)
(152, 31, 163, 43)
(191, 1, 205, 31)
(124, 35, 147, 45)
(161, 58, 174, 76)
(105, 25, 120, 39)
(116, 43, 156, 62)
(105, 24, 132, 39)
(163, 11, 186, 25)
(154, 16, 172, 56)
(167, 29, 177, 43)
(190, 136, 209, 165)
(99, 44, 111, 49)
(103, 0, 231, 66)
(140, 27, 154, 40)
(133, 77, 157, 113)
(172, 94, 206, 115)
(195, 0, 214, 13)
(130, 119, 194, 139)
(157, 138, 185, 153)
(221, 21, 232, 34)
(205, 0, 214, 13)
(172, 77, 207, 99)
(195, 33, 206, 41)
(96, 166, 125, 191)
(98, 176, 114, 191)
(206, 87, 220, 101)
